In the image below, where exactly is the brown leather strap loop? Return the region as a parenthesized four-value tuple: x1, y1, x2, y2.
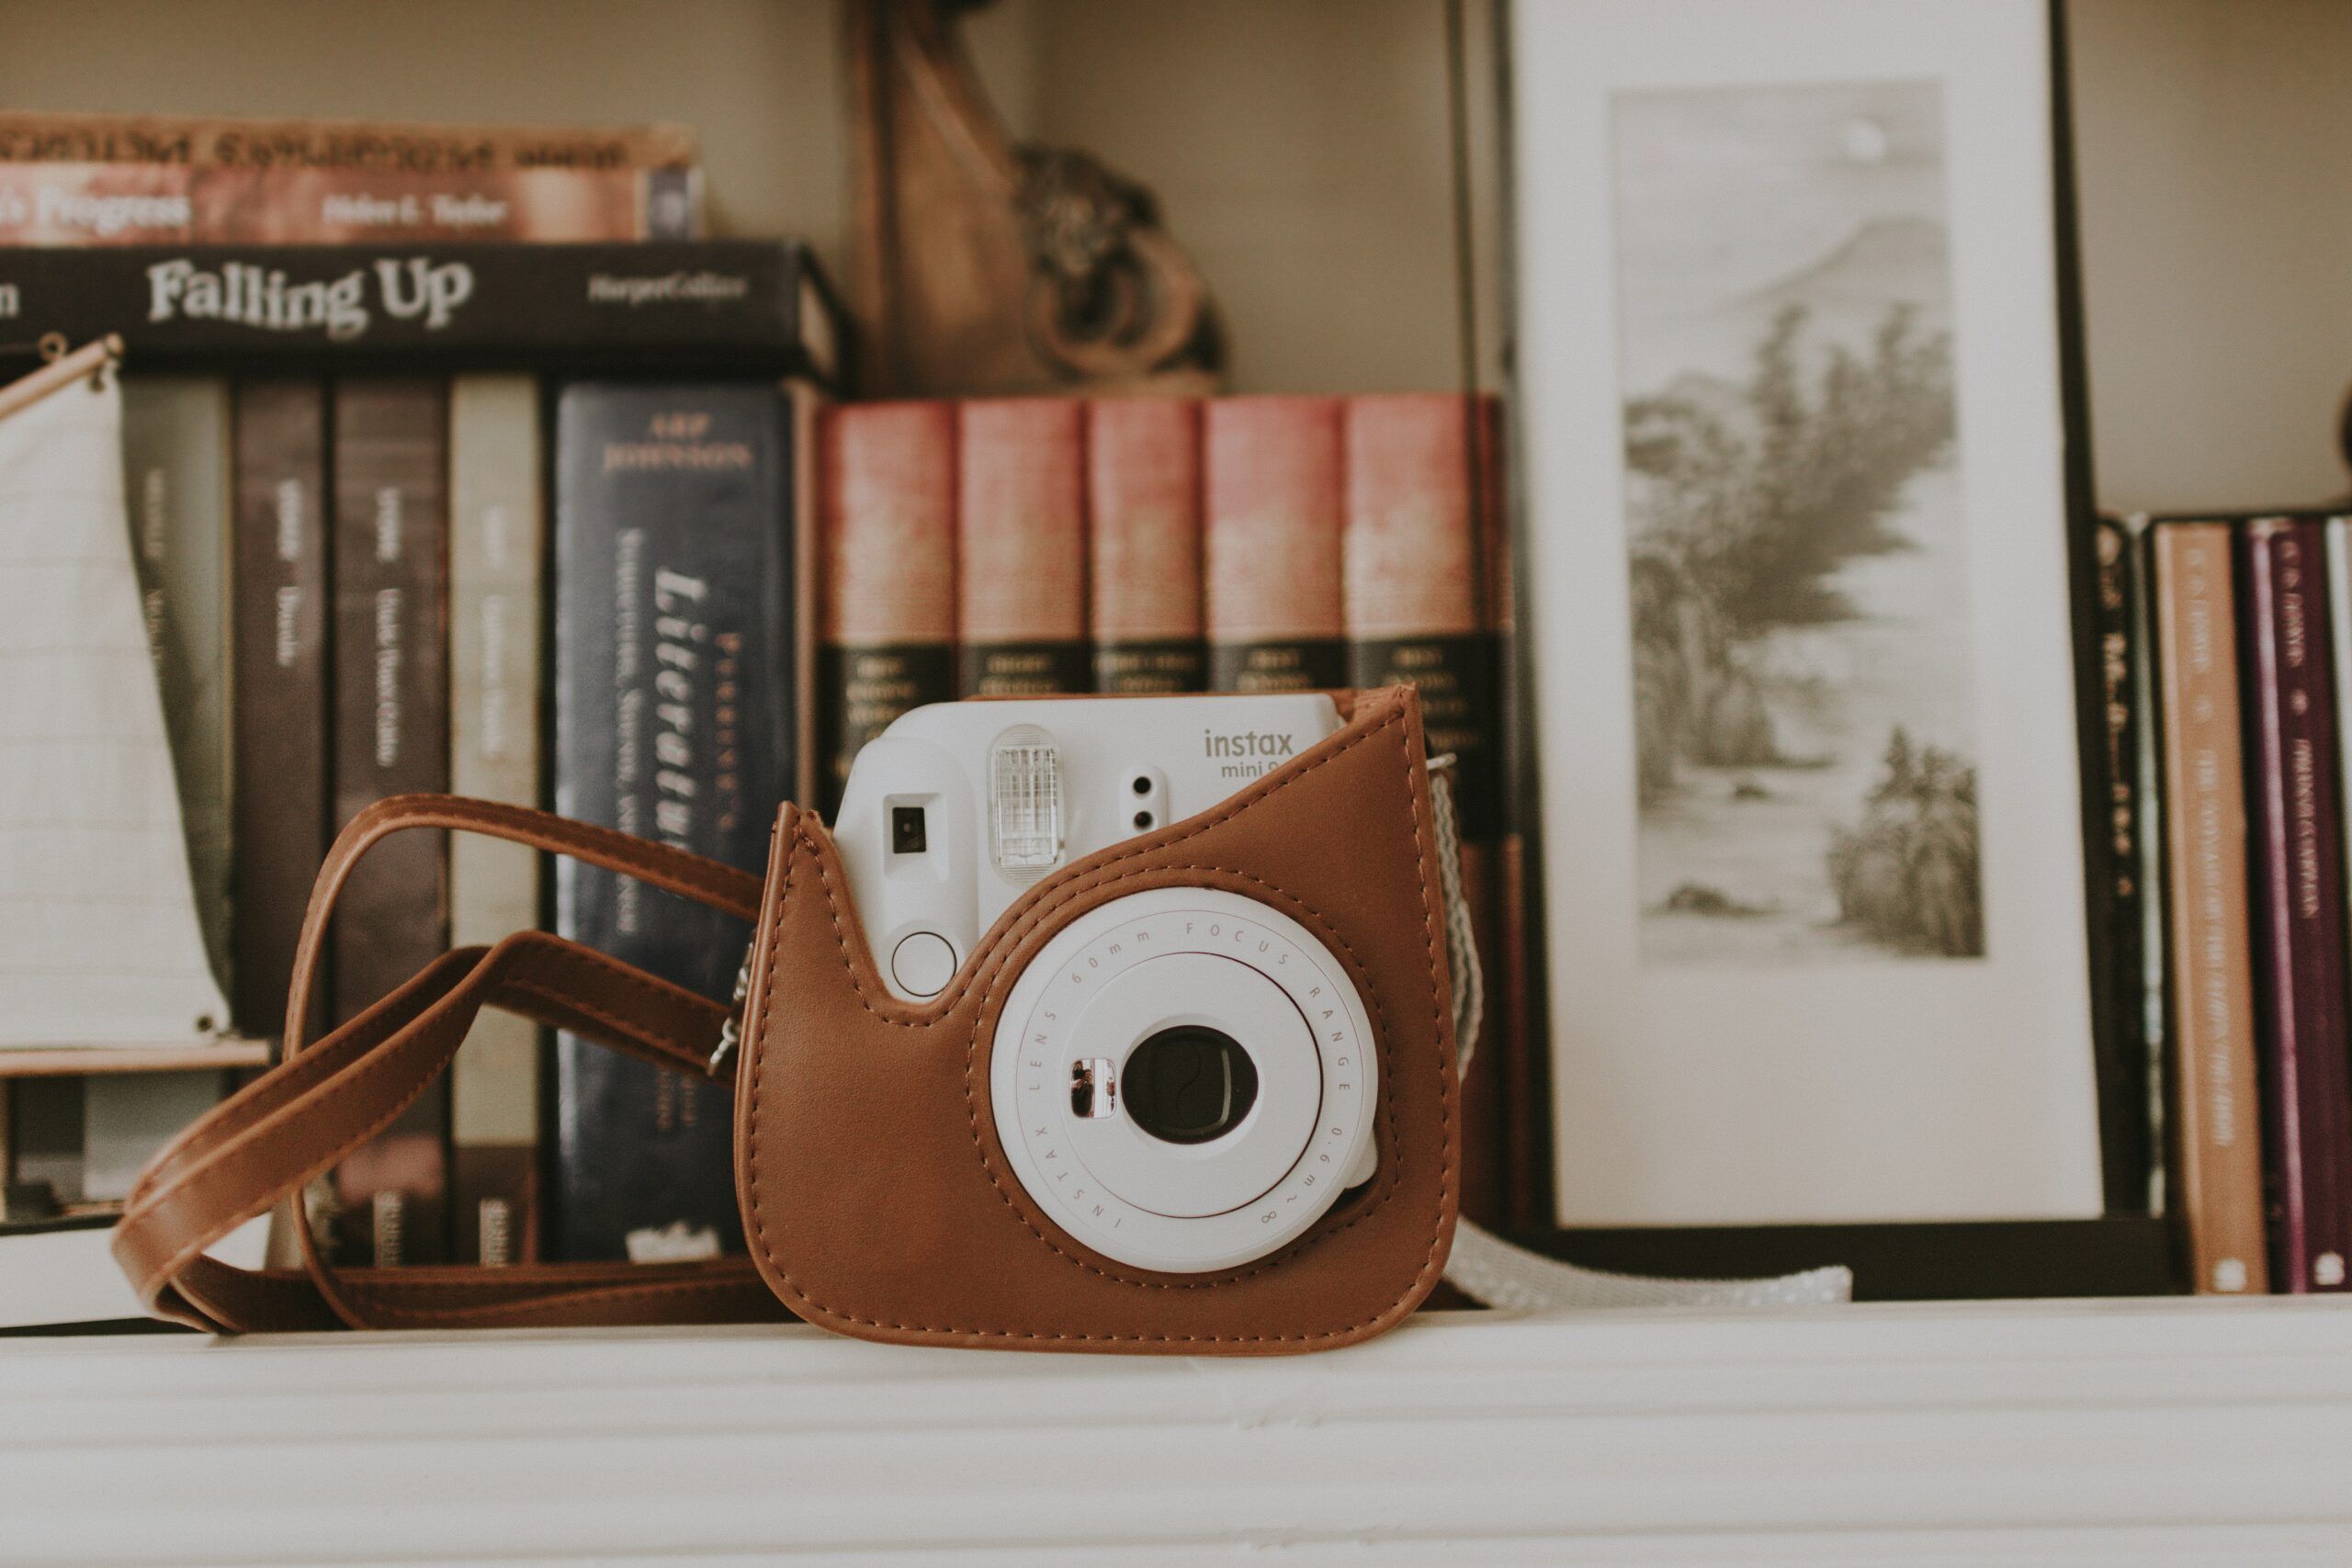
(113, 795, 786, 1334)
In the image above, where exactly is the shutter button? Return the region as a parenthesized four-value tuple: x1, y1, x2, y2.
(890, 931, 957, 997)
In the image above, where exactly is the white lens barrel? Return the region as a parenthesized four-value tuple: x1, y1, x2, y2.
(991, 887, 1379, 1273)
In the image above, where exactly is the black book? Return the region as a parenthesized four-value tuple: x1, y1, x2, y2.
(551, 382, 794, 1263)
(0, 241, 843, 384)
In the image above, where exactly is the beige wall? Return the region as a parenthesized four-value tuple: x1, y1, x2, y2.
(0, 0, 2344, 509)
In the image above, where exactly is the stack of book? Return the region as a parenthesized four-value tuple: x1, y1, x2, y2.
(817, 391, 1540, 1222)
(2104, 512, 2352, 1296)
(0, 112, 845, 1292)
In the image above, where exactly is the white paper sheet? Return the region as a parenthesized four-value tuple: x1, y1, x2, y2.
(0, 370, 233, 1046)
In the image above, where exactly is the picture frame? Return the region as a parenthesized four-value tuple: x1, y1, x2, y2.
(1509, 0, 2115, 1228)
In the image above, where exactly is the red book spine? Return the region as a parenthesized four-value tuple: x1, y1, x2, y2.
(1088, 397, 1204, 694)
(1340, 392, 1505, 1222)
(956, 398, 1089, 698)
(1204, 395, 1345, 692)
(815, 400, 957, 819)
(2241, 516, 2352, 1292)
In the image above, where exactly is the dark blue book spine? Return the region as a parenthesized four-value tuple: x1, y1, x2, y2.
(552, 382, 793, 1262)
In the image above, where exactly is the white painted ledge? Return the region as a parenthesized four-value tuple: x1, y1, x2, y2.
(4, 1297, 2351, 1564)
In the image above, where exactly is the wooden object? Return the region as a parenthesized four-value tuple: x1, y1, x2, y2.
(0, 1041, 270, 1080)
(848, 0, 1219, 397)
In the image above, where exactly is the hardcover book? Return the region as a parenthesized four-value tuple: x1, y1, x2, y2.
(0, 241, 842, 382)
(0, 164, 698, 246)
(956, 398, 1088, 698)
(1204, 395, 1345, 693)
(814, 400, 956, 820)
(2240, 516, 2352, 1293)
(0, 111, 697, 171)
(2088, 516, 2155, 1213)
(447, 374, 543, 1266)
(229, 379, 330, 1040)
(1088, 397, 1204, 694)
(553, 382, 794, 1262)
(1340, 391, 1504, 1219)
(2150, 522, 2266, 1293)
(329, 377, 451, 1267)
(119, 376, 233, 995)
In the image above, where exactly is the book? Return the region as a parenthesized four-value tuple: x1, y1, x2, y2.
(329, 377, 452, 1268)
(2088, 516, 2156, 1214)
(2150, 522, 2267, 1293)
(1088, 397, 1204, 694)
(0, 111, 696, 171)
(229, 379, 331, 1042)
(2238, 516, 2352, 1293)
(1204, 395, 1345, 692)
(1340, 392, 1503, 1220)
(957, 398, 1088, 698)
(0, 163, 698, 246)
(0, 241, 842, 381)
(552, 383, 793, 1263)
(447, 374, 544, 1267)
(119, 376, 234, 996)
(0, 1212, 266, 1330)
(814, 400, 956, 820)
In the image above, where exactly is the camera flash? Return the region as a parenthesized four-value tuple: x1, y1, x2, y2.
(989, 724, 1064, 877)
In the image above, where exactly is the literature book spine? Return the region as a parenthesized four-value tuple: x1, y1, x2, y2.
(2089, 515, 2155, 1213)
(552, 383, 791, 1262)
(0, 113, 698, 171)
(0, 164, 697, 246)
(329, 377, 451, 1268)
(2240, 516, 2352, 1293)
(0, 242, 838, 381)
(121, 376, 234, 999)
(956, 398, 1089, 698)
(1088, 397, 1204, 694)
(447, 373, 543, 1266)
(1340, 391, 1503, 1222)
(1204, 395, 1345, 693)
(229, 379, 330, 1041)
(814, 400, 956, 820)
(2153, 523, 2267, 1292)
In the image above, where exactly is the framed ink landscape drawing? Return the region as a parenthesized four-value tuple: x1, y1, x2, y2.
(1510, 0, 2107, 1224)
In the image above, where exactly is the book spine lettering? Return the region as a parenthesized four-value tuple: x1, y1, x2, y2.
(2153, 524, 2266, 1292)
(1204, 396, 1345, 692)
(2090, 516, 2154, 1213)
(229, 379, 329, 1041)
(956, 398, 1089, 698)
(121, 376, 234, 999)
(2240, 517, 2352, 1292)
(1087, 397, 1204, 694)
(814, 400, 956, 820)
(447, 373, 544, 1266)
(553, 382, 792, 1262)
(329, 377, 451, 1267)
(0, 113, 698, 171)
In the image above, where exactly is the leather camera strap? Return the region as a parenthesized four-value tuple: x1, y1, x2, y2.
(112, 794, 789, 1334)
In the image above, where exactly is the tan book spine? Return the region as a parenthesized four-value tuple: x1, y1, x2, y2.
(2154, 523, 2268, 1294)
(1088, 397, 1204, 693)
(1204, 395, 1345, 692)
(816, 400, 956, 818)
(0, 113, 696, 170)
(956, 398, 1088, 698)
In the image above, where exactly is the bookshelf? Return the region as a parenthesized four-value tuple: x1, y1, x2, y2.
(0, 8, 2348, 1542)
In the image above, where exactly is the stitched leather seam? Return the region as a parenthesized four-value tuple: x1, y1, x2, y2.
(745, 698, 1452, 1344)
(368, 800, 762, 919)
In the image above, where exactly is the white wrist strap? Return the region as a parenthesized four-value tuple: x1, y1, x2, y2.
(1424, 761, 1852, 1312)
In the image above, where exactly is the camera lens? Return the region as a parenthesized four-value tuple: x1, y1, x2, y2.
(1122, 1026, 1259, 1145)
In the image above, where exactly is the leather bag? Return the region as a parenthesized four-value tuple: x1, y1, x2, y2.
(111, 686, 1463, 1352)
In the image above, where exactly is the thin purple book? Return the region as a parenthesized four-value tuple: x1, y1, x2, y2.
(2241, 516, 2352, 1293)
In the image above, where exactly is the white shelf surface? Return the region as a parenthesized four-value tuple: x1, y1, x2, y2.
(4, 1295, 2351, 1563)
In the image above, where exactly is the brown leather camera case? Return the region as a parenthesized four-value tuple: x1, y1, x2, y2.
(110, 687, 1458, 1351)
(739, 683, 1462, 1352)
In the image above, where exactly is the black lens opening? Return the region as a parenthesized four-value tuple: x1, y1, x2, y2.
(1122, 1026, 1259, 1145)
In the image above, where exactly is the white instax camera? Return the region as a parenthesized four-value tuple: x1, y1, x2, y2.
(834, 693, 1380, 1273)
